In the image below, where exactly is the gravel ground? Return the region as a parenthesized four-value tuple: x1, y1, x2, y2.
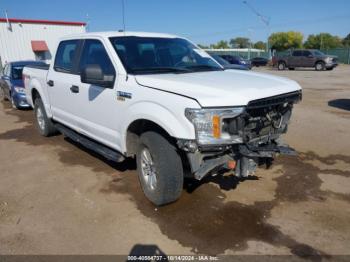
(0, 65, 349, 258)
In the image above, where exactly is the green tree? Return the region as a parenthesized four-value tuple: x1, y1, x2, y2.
(342, 33, 350, 47)
(229, 37, 250, 48)
(197, 44, 209, 49)
(269, 31, 303, 51)
(304, 33, 343, 49)
(253, 41, 266, 50)
(211, 40, 230, 49)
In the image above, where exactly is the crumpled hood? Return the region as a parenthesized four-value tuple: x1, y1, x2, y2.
(135, 70, 302, 107)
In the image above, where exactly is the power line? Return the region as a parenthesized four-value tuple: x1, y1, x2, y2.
(188, 13, 350, 39)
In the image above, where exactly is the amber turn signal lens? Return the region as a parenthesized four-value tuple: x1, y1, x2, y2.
(227, 160, 236, 170)
(212, 115, 221, 138)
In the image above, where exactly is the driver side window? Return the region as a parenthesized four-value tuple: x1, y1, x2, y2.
(79, 39, 116, 76)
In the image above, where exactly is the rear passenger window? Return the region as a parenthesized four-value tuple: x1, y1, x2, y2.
(54, 40, 79, 73)
(303, 51, 311, 57)
(79, 40, 115, 77)
(292, 51, 302, 56)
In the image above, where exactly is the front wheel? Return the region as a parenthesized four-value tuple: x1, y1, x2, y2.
(34, 98, 57, 137)
(11, 95, 19, 109)
(136, 131, 184, 206)
(315, 62, 325, 71)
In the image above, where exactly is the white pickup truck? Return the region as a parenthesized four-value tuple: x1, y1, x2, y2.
(23, 32, 302, 205)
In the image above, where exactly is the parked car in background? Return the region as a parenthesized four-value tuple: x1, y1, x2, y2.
(274, 49, 338, 71)
(219, 55, 252, 69)
(0, 60, 47, 109)
(250, 57, 269, 67)
(211, 55, 248, 70)
(24, 32, 301, 206)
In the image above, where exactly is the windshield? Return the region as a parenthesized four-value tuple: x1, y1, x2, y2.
(11, 66, 24, 80)
(109, 36, 223, 74)
(312, 50, 325, 56)
(212, 55, 230, 66)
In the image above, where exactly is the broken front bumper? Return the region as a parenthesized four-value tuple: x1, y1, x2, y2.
(187, 142, 297, 180)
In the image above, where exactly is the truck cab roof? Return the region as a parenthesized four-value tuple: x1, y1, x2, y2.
(59, 31, 180, 41)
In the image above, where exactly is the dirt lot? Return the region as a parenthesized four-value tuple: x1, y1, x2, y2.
(0, 65, 350, 258)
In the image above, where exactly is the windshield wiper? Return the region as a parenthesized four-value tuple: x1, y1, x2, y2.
(131, 67, 191, 74)
(185, 65, 224, 72)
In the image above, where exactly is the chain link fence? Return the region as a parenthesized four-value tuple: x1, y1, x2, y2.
(206, 48, 350, 64)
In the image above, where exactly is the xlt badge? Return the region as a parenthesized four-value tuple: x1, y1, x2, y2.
(117, 91, 132, 101)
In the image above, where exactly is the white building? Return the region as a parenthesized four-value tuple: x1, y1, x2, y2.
(0, 17, 86, 68)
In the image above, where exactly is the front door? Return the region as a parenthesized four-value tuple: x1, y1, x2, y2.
(72, 39, 122, 151)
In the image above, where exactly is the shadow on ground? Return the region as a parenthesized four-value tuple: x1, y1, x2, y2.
(328, 99, 350, 111)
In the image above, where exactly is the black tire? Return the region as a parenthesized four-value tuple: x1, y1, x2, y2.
(278, 62, 286, 70)
(315, 62, 325, 71)
(136, 131, 183, 206)
(289, 67, 295, 70)
(34, 98, 57, 137)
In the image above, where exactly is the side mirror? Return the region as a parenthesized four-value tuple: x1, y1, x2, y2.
(81, 64, 115, 88)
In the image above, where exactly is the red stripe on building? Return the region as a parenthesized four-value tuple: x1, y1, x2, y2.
(0, 18, 86, 26)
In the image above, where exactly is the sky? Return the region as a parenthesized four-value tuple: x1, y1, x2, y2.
(1, 0, 350, 45)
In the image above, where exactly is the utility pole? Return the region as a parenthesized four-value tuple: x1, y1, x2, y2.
(243, 1, 270, 57)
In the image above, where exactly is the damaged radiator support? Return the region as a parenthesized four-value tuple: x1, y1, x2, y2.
(191, 142, 297, 180)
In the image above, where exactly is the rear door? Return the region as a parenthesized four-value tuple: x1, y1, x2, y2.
(290, 51, 302, 67)
(47, 39, 83, 130)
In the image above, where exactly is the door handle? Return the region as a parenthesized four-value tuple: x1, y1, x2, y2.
(70, 85, 79, 93)
(47, 80, 54, 87)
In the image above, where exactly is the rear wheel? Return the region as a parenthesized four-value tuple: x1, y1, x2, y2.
(136, 131, 183, 206)
(315, 62, 325, 71)
(34, 97, 57, 137)
(278, 62, 286, 70)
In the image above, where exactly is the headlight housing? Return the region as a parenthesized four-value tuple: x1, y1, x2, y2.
(14, 86, 25, 94)
(325, 57, 332, 63)
(185, 107, 245, 145)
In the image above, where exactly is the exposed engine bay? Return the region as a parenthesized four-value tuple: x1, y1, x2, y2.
(185, 91, 302, 180)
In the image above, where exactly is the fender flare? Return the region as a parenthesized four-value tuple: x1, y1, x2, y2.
(120, 102, 196, 153)
(29, 80, 53, 118)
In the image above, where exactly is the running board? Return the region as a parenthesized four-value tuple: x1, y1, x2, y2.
(55, 123, 125, 163)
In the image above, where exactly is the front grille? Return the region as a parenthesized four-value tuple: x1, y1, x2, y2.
(247, 91, 302, 110)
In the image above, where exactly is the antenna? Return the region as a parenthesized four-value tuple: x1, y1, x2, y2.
(86, 13, 90, 32)
(121, 0, 126, 33)
(5, 10, 12, 31)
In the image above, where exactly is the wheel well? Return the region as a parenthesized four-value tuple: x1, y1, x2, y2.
(31, 89, 40, 103)
(315, 60, 325, 65)
(126, 119, 174, 157)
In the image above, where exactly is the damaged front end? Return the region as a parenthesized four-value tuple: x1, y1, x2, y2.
(179, 91, 302, 180)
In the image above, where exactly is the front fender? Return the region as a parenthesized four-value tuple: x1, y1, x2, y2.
(120, 101, 196, 153)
